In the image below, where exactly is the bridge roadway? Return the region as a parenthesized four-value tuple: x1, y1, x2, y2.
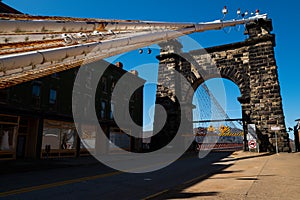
(1, 151, 299, 199)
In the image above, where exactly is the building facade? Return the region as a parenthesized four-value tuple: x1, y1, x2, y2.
(0, 1, 22, 14)
(0, 60, 144, 160)
(294, 119, 300, 152)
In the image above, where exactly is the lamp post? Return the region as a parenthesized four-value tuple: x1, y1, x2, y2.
(241, 110, 251, 152)
(275, 131, 279, 154)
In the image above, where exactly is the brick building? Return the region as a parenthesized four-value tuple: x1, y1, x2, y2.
(0, 61, 144, 160)
(0, 1, 22, 14)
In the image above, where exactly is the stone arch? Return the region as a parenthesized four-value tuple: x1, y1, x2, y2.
(190, 67, 249, 101)
(192, 77, 243, 126)
(153, 19, 290, 152)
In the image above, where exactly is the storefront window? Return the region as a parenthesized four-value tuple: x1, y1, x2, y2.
(109, 128, 131, 151)
(80, 124, 96, 151)
(42, 127, 60, 149)
(0, 125, 17, 151)
(42, 120, 76, 150)
(0, 115, 18, 156)
(61, 128, 76, 149)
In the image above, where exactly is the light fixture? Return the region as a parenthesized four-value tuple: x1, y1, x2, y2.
(147, 48, 152, 54)
(139, 49, 143, 54)
(237, 8, 241, 16)
(255, 9, 260, 15)
(222, 6, 228, 15)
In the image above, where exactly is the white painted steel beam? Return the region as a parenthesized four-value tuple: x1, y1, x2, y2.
(0, 14, 267, 87)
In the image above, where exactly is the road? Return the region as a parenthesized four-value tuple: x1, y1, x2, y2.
(0, 152, 233, 200)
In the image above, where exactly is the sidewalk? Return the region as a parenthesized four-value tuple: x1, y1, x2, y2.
(154, 151, 300, 200)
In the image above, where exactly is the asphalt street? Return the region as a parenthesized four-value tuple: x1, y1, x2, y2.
(0, 152, 233, 200)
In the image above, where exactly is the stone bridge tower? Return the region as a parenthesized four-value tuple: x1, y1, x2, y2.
(152, 19, 290, 152)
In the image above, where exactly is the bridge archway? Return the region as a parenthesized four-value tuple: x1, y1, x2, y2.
(192, 78, 242, 123)
(153, 19, 290, 152)
(192, 78, 243, 151)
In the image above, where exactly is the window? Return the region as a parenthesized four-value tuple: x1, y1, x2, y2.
(0, 115, 18, 157)
(42, 120, 76, 150)
(100, 100, 107, 119)
(109, 128, 131, 151)
(60, 129, 76, 149)
(110, 76, 116, 91)
(49, 89, 57, 104)
(51, 73, 59, 79)
(101, 77, 107, 93)
(110, 103, 114, 119)
(0, 125, 17, 151)
(80, 124, 96, 151)
(32, 84, 41, 97)
(42, 127, 60, 149)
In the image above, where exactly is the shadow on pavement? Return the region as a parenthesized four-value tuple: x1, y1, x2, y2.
(154, 191, 219, 200)
(0, 150, 277, 200)
(213, 170, 244, 174)
(216, 152, 273, 163)
(149, 151, 274, 200)
(0, 156, 101, 175)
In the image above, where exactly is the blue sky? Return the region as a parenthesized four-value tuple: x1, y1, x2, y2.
(4, 0, 300, 138)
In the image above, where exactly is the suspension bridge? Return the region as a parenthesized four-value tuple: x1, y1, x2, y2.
(192, 83, 244, 151)
(0, 4, 289, 153)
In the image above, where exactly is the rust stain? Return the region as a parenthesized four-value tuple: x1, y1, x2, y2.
(95, 23, 106, 31)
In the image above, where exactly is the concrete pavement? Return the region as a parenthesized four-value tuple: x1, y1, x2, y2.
(152, 151, 300, 200)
